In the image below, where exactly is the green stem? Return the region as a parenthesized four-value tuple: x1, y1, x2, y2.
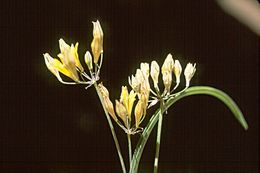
(153, 100, 164, 173)
(130, 86, 248, 173)
(127, 133, 132, 166)
(94, 83, 126, 173)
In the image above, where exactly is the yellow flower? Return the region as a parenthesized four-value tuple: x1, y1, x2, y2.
(91, 20, 104, 64)
(134, 94, 147, 128)
(58, 39, 84, 72)
(120, 86, 136, 121)
(43, 53, 78, 82)
(44, 38, 85, 82)
(116, 100, 128, 126)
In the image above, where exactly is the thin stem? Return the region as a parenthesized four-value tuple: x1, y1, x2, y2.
(130, 86, 248, 173)
(153, 100, 164, 173)
(94, 83, 127, 173)
(127, 133, 132, 166)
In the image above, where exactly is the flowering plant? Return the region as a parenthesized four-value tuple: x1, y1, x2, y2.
(43, 20, 248, 173)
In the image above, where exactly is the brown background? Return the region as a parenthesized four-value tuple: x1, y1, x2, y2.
(1, 0, 259, 172)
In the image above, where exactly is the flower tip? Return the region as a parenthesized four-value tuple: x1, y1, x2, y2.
(84, 51, 93, 70)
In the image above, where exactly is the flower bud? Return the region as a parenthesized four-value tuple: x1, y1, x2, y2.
(116, 100, 128, 126)
(173, 60, 182, 86)
(150, 61, 160, 89)
(84, 51, 93, 70)
(134, 100, 145, 128)
(184, 63, 196, 87)
(161, 54, 174, 74)
(91, 20, 103, 64)
(161, 54, 174, 93)
(98, 83, 117, 121)
(162, 71, 172, 93)
(140, 62, 150, 78)
(71, 42, 84, 72)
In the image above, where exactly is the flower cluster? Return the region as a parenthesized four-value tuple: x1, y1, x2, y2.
(99, 83, 147, 134)
(99, 54, 196, 134)
(128, 54, 196, 109)
(43, 20, 196, 134)
(43, 20, 103, 87)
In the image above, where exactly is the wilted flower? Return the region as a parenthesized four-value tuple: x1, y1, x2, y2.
(98, 83, 117, 121)
(91, 20, 103, 64)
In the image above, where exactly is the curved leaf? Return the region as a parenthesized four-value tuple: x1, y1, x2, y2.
(130, 86, 248, 173)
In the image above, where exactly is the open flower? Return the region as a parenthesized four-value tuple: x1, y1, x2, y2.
(43, 38, 84, 82)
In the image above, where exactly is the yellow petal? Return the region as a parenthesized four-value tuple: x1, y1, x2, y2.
(51, 59, 73, 79)
(127, 90, 136, 120)
(116, 100, 128, 127)
(43, 53, 59, 77)
(134, 100, 144, 128)
(72, 42, 84, 72)
(120, 86, 129, 109)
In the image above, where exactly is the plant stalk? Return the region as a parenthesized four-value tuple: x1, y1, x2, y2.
(94, 83, 126, 173)
(130, 86, 248, 173)
(153, 100, 164, 173)
(127, 133, 132, 166)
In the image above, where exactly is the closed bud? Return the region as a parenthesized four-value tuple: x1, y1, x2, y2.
(98, 83, 117, 121)
(162, 71, 172, 93)
(91, 20, 103, 64)
(84, 51, 93, 70)
(140, 62, 150, 78)
(162, 54, 174, 74)
(98, 83, 109, 97)
(150, 61, 160, 89)
(116, 100, 128, 126)
(184, 63, 196, 87)
(134, 100, 145, 128)
(173, 60, 182, 85)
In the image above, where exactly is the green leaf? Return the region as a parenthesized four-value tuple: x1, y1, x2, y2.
(130, 86, 248, 173)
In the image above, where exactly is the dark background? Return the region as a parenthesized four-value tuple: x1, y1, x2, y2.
(1, 0, 259, 172)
